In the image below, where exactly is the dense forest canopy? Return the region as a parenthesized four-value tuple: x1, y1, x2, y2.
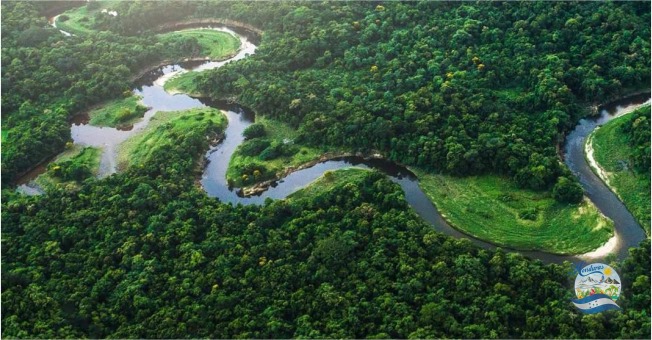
(3, 138, 651, 337)
(1, 1, 650, 338)
(196, 1, 650, 193)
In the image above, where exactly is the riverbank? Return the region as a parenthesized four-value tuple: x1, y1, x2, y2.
(412, 170, 614, 255)
(117, 108, 227, 170)
(585, 103, 651, 235)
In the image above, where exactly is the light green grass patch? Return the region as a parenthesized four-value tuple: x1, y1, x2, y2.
(163, 71, 202, 96)
(88, 95, 148, 128)
(159, 29, 241, 60)
(288, 168, 370, 201)
(55, 1, 121, 35)
(415, 170, 614, 254)
(2, 129, 8, 143)
(227, 116, 332, 187)
(34, 145, 101, 191)
(590, 104, 651, 235)
(117, 108, 226, 169)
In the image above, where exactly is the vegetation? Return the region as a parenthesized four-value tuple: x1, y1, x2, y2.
(227, 116, 335, 187)
(34, 145, 101, 192)
(589, 104, 651, 234)
(117, 107, 226, 170)
(1, 2, 162, 184)
(2, 162, 650, 338)
(163, 71, 202, 96)
(198, 1, 650, 199)
(288, 167, 370, 201)
(159, 29, 241, 60)
(54, 1, 121, 35)
(2, 1, 650, 338)
(87, 94, 148, 128)
(415, 170, 614, 254)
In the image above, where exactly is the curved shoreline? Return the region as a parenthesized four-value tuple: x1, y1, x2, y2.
(584, 101, 651, 236)
(229, 146, 613, 257)
(152, 18, 263, 36)
(222, 93, 650, 258)
(31, 10, 648, 262)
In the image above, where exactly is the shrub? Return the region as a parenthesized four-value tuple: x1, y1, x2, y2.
(242, 123, 266, 140)
(553, 176, 584, 204)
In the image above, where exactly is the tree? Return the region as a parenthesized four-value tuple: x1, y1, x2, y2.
(552, 176, 583, 203)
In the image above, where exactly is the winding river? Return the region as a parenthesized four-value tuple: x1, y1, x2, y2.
(24, 18, 650, 264)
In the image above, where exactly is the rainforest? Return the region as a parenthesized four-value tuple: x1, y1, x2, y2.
(1, 1, 650, 338)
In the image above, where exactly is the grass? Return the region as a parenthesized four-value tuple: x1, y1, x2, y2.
(88, 95, 148, 128)
(288, 168, 371, 201)
(34, 145, 101, 191)
(117, 108, 226, 169)
(163, 71, 202, 96)
(159, 29, 241, 60)
(2, 129, 8, 143)
(414, 170, 614, 254)
(589, 104, 651, 235)
(55, 1, 121, 35)
(227, 116, 333, 187)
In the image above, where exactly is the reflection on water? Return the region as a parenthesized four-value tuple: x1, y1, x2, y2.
(20, 19, 652, 263)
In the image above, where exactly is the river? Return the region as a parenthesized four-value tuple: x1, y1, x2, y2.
(21, 19, 650, 264)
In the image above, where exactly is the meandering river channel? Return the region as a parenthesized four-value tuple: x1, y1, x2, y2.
(22, 19, 650, 264)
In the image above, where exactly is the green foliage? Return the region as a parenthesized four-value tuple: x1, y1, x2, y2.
(87, 95, 148, 128)
(258, 141, 297, 161)
(163, 71, 201, 95)
(238, 139, 271, 157)
(2, 167, 650, 338)
(228, 116, 327, 187)
(198, 1, 650, 192)
(158, 29, 241, 60)
(3, 2, 651, 338)
(415, 170, 613, 254)
(553, 176, 584, 204)
(591, 105, 651, 234)
(621, 105, 651, 172)
(37, 146, 100, 190)
(242, 122, 266, 140)
(118, 108, 226, 170)
(1, 1, 165, 183)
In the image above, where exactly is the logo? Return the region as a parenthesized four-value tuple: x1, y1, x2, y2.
(572, 263, 621, 314)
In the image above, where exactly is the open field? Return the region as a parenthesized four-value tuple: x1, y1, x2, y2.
(414, 170, 614, 254)
(34, 146, 101, 191)
(227, 116, 335, 187)
(87, 95, 148, 128)
(55, 1, 121, 35)
(589, 105, 651, 235)
(117, 108, 226, 169)
(159, 29, 241, 60)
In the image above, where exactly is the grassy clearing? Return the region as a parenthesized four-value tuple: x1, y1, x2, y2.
(34, 145, 101, 191)
(590, 105, 651, 235)
(163, 71, 202, 96)
(415, 170, 614, 254)
(227, 116, 333, 187)
(288, 168, 371, 201)
(117, 108, 226, 169)
(55, 1, 121, 35)
(88, 95, 148, 128)
(159, 29, 241, 60)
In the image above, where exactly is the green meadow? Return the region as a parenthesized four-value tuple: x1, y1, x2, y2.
(415, 170, 614, 254)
